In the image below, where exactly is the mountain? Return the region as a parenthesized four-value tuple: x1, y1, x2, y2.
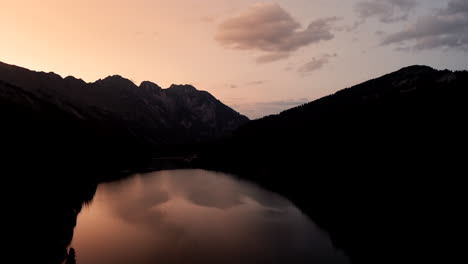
(194, 65, 468, 263)
(0, 61, 248, 173)
(197, 65, 467, 171)
(2, 61, 466, 263)
(0, 61, 248, 144)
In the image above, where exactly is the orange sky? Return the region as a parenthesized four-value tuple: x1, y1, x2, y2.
(1, 0, 467, 118)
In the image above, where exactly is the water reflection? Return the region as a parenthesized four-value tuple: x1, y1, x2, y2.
(72, 169, 349, 264)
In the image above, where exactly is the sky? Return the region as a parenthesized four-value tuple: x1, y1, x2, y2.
(1, 0, 467, 119)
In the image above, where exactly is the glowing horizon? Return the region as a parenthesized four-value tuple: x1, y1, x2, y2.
(1, 0, 467, 118)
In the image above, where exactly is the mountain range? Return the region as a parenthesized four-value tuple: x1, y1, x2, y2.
(0, 61, 248, 172)
(0, 61, 248, 144)
(2, 61, 467, 264)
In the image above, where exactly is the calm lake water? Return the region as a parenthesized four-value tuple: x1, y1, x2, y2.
(71, 169, 349, 264)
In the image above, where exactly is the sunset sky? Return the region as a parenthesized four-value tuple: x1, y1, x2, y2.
(1, 0, 467, 118)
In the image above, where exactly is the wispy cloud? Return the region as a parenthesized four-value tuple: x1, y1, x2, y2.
(216, 3, 338, 63)
(256, 53, 291, 64)
(246, 80, 268, 86)
(355, 0, 418, 24)
(298, 53, 337, 76)
(382, 0, 468, 52)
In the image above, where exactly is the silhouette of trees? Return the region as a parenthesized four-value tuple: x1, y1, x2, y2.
(65, 248, 76, 264)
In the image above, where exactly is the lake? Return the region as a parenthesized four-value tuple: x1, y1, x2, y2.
(71, 169, 349, 264)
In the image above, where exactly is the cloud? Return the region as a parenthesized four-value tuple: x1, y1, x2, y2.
(375, 30, 386, 36)
(216, 3, 338, 63)
(226, 81, 268, 89)
(246, 80, 268, 86)
(256, 53, 290, 64)
(257, 98, 309, 107)
(382, 0, 468, 51)
(355, 0, 417, 23)
(298, 54, 337, 76)
(201, 14, 219, 23)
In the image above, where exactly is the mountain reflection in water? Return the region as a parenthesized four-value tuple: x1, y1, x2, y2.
(71, 169, 349, 264)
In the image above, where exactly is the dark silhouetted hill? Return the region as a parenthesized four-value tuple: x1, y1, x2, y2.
(194, 65, 467, 263)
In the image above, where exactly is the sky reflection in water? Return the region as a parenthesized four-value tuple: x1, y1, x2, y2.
(72, 169, 349, 264)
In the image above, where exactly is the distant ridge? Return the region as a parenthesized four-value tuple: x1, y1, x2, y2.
(0, 60, 249, 145)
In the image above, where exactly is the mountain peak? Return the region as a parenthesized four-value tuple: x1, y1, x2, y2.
(397, 65, 435, 74)
(102, 75, 128, 81)
(140, 81, 162, 91)
(168, 84, 197, 92)
(64, 75, 87, 86)
(96, 75, 137, 88)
